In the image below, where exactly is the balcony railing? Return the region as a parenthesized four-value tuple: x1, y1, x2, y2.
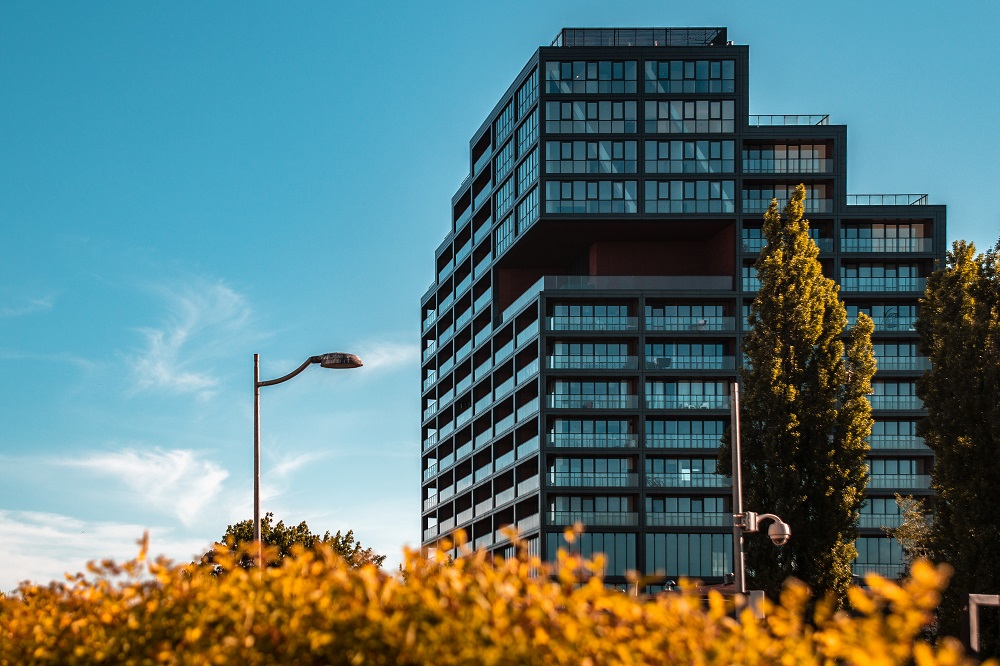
(517, 359, 540, 384)
(495, 486, 516, 506)
(494, 413, 516, 435)
(645, 355, 735, 370)
(423, 495, 438, 511)
(517, 321, 539, 347)
(422, 341, 438, 362)
(847, 194, 927, 206)
(518, 513, 540, 532)
(518, 475, 540, 495)
(868, 395, 924, 410)
(474, 461, 493, 482)
(645, 433, 722, 449)
(841, 238, 933, 253)
(743, 238, 832, 253)
(646, 511, 728, 527)
(840, 277, 927, 293)
(547, 395, 640, 409)
(546, 316, 638, 332)
(424, 525, 438, 541)
(475, 497, 493, 516)
(748, 114, 830, 126)
(457, 507, 474, 525)
(742, 158, 833, 174)
(423, 464, 439, 481)
(645, 395, 731, 410)
(517, 436, 540, 459)
(517, 398, 540, 422)
(547, 355, 639, 370)
(495, 450, 516, 472)
(875, 357, 931, 371)
(548, 472, 639, 488)
(743, 199, 833, 214)
(547, 433, 639, 448)
(848, 314, 917, 332)
(867, 435, 927, 450)
(867, 474, 931, 489)
(852, 563, 904, 579)
(645, 472, 729, 488)
(858, 513, 903, 529)
(474, 533, 494, 550)
(548, 511, 639, 527)
(645, 316, 735, 332)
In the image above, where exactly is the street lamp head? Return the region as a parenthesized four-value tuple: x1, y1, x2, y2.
(315, 352, 363, 369)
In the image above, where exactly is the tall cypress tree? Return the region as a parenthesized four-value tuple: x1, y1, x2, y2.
(916, 240, 1000, 655)
(723, 184, 876, 601)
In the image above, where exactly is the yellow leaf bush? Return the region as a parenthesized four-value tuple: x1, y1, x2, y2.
(0, 535, 993, 665)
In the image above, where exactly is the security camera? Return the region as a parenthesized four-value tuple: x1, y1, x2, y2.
(767, 521, 791, 546)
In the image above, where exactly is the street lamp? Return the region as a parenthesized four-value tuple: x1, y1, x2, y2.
(253, 352, 362, 566)
(730, 382, 791, 595)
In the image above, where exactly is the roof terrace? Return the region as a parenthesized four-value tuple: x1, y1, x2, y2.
(552, 27, 729, 48)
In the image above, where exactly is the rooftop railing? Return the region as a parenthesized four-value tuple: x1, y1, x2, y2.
(749, 114, 830, 126)
(553, 27, 728, 48)
(847, 194, 928, 206)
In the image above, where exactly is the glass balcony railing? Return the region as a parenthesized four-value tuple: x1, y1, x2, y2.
(422, 341, 437, 362)
(518, 513, 540, 532)
(474, 533, 494, 550)
(858, 514, 904, 529)
(852, 563, 904, 579)
(475, 497, 493, 516)
(847, 194, 927, 206)
(455, 441, 473, 461)
(546, 316, 638, 331)
(645, 316, 735, 332)
(548, 511, 639, 527)
(875, 357, 931, 371)
(645, 472, 729, 488)
(474, 461, 493, 482)
(495, 450, 516, 472)
(517, 397, 540, 421)
(494, 340, 515, 364)
(848, 314, 917, 332)
(645, 433, 722, 449)
(457, 507, 474, 525)
(423, 432, 438, 450)
(867, 474, 931, 489)
(423, 464, 439, 481)
(474, 148, 491, 175)
(454, 206, 473, 231)
(517, 436, 540, 459)
(840, 277, 927, 293)
(546, 395, 640, 409)
(474, 217, 492, 245)
(516, 321, 539, 347)
(473, 182, 492, 210)
(455, 274, 473, 298)
(474, 287, 492, 312)
(547, 433, 639, 448)
(423, 495, 438, 511)
(424, 525, 438, 540)
(422, 372, 437, 392)
(456, 474, 473, 493)
(475, 427, 493, 448)
(547, 472, 639, 488)
(422, 310, 436, 332)
(495, 486, 516, 506)
(517, 475, 540, 495)
(645, 395, 731, 410)
(494, 413, 515, 435)
(455, 240, 473, 265)
(644, 355, 735, 370)
(841, 238, 933, 253)
(748, 114, 830, 126)
(867, 435, 928, 450)
(646, 511, 728, 527)
(474, 357, 493, 380)
(516, 358, 540, 384)
(743, 237, 832, 253)
(743, 199, 833, 213)
(869, 395, 924, 410)
(474, 392, 492, 414)
(547, 355, 639, 370)
(494, 376, 515, 400)
(742, 158, 833, 174)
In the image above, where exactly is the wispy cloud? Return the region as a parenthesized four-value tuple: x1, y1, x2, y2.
(129, 278, 251, 399)
(60, 448, 229, 527)
(352, 341, 419, 372)
(0, 294, 55, 318)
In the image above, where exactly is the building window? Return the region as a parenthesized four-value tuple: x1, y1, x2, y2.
(841, 223, 930, 252)
(547, 531, 637, 576)
(494, 140, 515, 182)
(517, 148, 538, 195)
(742, 144, 830, 174)
(545, 180, 638, 214)
(742, 184, 831, 213)
(854, 537, 904, 577)
(494, 101, 514, 146)
(644, 180, 735, 213)
(545, 60, 638, 94)
(545, 140, 638, 174)
(545, 100, 638, 134)
(644, 60, 735, 93)
(645, 140, 734, 174)
(517, 109, 538, 156)
(643, 99, 735, 133)
(495, 215, 514, 255)
(516, 69, 538, 119)
(646, 533, 732, 578)
(494, 177, 516, 218)
(517, 186, 538, 232)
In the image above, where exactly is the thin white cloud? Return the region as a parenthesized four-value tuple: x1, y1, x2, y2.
(352, 341, 419, 372)
(0, 294, 55, 318)
(129, 278, 251, 399)
(60, 448, 229, 527)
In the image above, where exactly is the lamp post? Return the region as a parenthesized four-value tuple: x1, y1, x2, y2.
(253, 352, 362, 567)
(730, 382, 791, 595)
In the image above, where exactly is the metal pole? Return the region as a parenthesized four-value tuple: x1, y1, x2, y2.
(731, 381, 746, 594)
(253, 353, 262, 568)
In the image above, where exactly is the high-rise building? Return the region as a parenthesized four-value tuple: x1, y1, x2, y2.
(419, 27, 944, 589)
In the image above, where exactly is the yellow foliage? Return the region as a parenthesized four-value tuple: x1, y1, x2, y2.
(0, 539, 993, 665)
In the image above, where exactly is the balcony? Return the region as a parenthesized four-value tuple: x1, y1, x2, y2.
(474, 357, 493, 380)
(474, 392, 492, 415)
(475, 497, 493, 516)
(474, 461, 493, 482)
(455, 441, 473, 460)
(495, 486, 516, 506)
(494, 376, 515, 400)
(742, 158, 833, 174)
(546, 316, 638, 332)
(875, 357, 931, 371)
(841, 238, 933, 253)
(743, 237, 832, 253)
(645, 315, 735, 332)
(867, 435, 927, 450)
(475, 427, 493, 448)
(547, 472, 639, 488)
(743, 199, 833, 214)
(424, 525, 438, 541)
(474, 533, 494, 550)
(858, 513, 903, 529)
(474, 286, 492, 312)
(748, 114, 830, 126)
(645, 355, 735, 370)
(517, 397, 540, 422)
(646, 511, 728, 527)
(517, 475, 540, 495)
(422, 463, 439, 481)
(454, 206, 473, 231)
(868, 395, 923, 411)
(517, 436, 540, 459)
(547, 433, 639, 448)
(847, 194, 927, 206)
(423, 432, 438, 451)
(645, 395, 730, 410)
(848, 314, 916, 332)
(494, 412, 516, 435)
(518, 513, 540, 532)
(456, 407, 473, 428)
(841, 278, 927, 293)
(516, 321, 539, 347)
(547, 395, 640, 410)
(456, 474, 473, 493)
(422, 341, 438, 362)
(548, 511, 639, 527)
(646, 433, 722, 449)
(423, 495, 438, 511)
(867, 474, 931, 490)
(645, 472, 729, 488)
(495, 449, 516, 472)
(457, 507, 474, 525)
(516, 358, 540, 384)
(422, 310, 436, 332)
(494, 339, 515, 364)
(422, 371, 437, 392)
(473, 181, 492, 210)
(852, 563, 904, 579)
(547, 355, 639, 370)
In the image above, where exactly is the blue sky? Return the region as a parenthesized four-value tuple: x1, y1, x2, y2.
(1, 1, 997, 590)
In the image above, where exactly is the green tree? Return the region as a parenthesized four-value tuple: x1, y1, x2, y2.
(885, 494, 933, 568)
(210, 512, 386, 569)
(916, 239, 1000, 655)
(721, 184, 876, 602)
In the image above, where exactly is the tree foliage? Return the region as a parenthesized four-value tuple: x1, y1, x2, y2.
(722, 184, 876, 602)
(0, 533, 985, 665)
(210, 512, 386, 569)
(916, 239, 1000, 655)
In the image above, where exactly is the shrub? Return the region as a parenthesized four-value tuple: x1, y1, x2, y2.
(0, 533, 992, 665)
